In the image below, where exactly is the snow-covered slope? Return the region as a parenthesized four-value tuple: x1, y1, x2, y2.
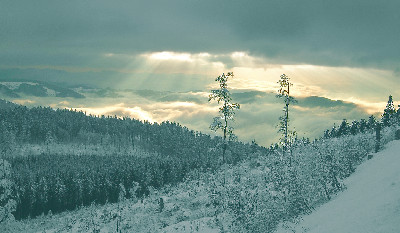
(277, 140, 400, 233)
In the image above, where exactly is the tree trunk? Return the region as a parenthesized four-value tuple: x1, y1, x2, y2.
(375, 123, 381, 153)
(223, 102, 228, 164)
(223, 127, 226, 164)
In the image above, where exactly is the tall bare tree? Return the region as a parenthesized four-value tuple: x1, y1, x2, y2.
(276, 74, 296, 154)
(209, 72, 240, 163)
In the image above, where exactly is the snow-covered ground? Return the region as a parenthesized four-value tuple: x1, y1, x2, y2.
(277, 140, 400, 233)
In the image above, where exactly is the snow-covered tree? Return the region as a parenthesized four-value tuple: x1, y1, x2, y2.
(396, 104, 400, 123)
(209, 72, 240, 163)
(330, 124, 337, 138)
(367, 115, 376, 130)
(375, 122, 381, 153)
(382, 95, 396, 127)
(350, 120, 359, 135)
(337, 119, 349, 137)
(359, 119, 367, 133)
(276, 74, 296, 154)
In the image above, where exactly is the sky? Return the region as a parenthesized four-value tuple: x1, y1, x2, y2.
(1, 0, 399, 146)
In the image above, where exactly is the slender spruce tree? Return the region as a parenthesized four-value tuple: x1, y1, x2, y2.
(209, 72, 240, 163)
(276, 74, 296, 154)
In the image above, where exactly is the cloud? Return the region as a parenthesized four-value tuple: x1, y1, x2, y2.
(12, 99, 36, 105)
(231, 91, 271, 104)
(1, 1, 399, 71)
(132, 90, 206, 104)
(2, 49, 398, 134)
(2, 47, 399, 109)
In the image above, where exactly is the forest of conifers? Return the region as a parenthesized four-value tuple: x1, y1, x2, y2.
(0, 99, 259, 219)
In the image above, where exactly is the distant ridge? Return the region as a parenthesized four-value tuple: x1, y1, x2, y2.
(0, 80, 84, 98)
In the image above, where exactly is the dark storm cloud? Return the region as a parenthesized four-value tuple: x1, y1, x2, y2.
(1, 0, 399, 70)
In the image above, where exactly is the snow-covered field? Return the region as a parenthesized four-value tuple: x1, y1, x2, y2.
(277, 140, 400, 233)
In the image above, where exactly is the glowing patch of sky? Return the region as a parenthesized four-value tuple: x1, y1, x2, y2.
(132, 51, 398, 114)
(75, 104, 156, 123)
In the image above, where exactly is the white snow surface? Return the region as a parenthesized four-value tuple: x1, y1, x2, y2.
(277, 140, 400, 233)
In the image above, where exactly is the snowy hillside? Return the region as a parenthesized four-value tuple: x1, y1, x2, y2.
(2, 132, 399, 233)
(1, 100, 399, 232)
(277, 140, 400, 233)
